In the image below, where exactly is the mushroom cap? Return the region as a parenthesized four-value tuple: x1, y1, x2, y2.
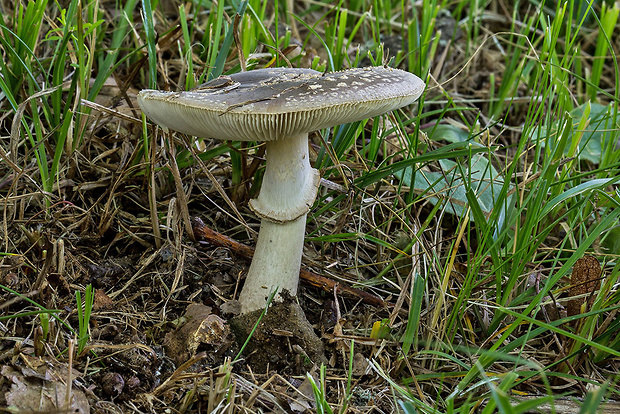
(138, 66, 425, 141)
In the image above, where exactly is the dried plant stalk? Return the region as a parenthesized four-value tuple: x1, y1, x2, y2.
(567, 255, 601, 317)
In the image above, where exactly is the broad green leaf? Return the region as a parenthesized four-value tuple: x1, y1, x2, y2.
(531, 102, 619, 164)
(397, 153, 513, 221)
(425, 123, 471, 144)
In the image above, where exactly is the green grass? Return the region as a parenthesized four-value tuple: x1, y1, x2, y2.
(75, 284, 94, 354)
(0, 0, 619, 412)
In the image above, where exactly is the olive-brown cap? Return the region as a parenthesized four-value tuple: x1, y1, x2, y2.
(137, 66, 424, 141)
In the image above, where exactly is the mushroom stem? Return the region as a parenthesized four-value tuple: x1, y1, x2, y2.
(238, 215, 307, 313)
(240, 133, 320, 313)
(249, 134, 320, 223)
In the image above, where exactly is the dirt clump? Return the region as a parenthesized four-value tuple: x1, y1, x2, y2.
(230, 293, 327, 373)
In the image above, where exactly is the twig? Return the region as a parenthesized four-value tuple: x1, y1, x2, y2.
(192, 218, 387, 308)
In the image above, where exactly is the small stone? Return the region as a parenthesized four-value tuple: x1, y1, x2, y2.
(164, 303, 235, 367)
(101, 372, 124, 398)
(220, 300, 242, 316)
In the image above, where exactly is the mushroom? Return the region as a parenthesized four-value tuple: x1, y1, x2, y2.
(138, 66, 424, 314)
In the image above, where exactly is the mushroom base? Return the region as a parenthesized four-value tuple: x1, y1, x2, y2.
(230, 296, 326, 372)
(238, 214, 307, 314)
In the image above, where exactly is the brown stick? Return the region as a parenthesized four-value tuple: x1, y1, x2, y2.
(192, 218, 387, 308)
